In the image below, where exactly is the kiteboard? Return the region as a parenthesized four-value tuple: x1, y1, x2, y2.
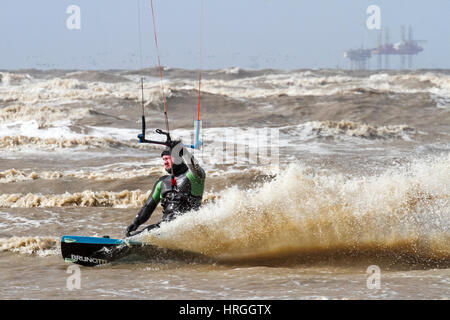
(61, 234, 212, 267)
(61, 235, 144, 267)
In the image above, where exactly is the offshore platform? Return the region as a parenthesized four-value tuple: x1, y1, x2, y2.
(344, 26, 426, 70)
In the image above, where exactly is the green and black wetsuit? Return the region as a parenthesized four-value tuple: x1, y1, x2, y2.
(126, 146, 205, 236)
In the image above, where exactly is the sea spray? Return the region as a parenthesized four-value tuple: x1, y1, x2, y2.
(141, 154, 450, 262)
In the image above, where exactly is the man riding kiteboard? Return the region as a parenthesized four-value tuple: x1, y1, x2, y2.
(125, 141, 205, 237)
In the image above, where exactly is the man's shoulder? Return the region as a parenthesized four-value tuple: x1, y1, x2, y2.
(154, 174, 170, 185)
(157, 174, 170, 181)
(186, 170, 205, 182)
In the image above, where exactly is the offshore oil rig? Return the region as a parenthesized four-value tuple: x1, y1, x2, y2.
(344, 26, 426, 70)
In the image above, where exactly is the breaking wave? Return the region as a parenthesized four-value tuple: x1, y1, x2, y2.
(0, 105, 91, 127)
(0, 236, 59, 256)
(0, 135, 156, 151)
(193, 71, 450, 101)
(0, 188, 218, 208)
(1, 71, 449, 110)
(0, 72, 32, 86)
(0, 75, 174, 106)
(0, 190, 151, 208)
(281, 120, 416, 140)
(0, 167, 164, 183)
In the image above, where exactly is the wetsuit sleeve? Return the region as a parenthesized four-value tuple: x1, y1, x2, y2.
(181, 147, 205, 179)
(131, 176, 164, 227)
(181, 147, 205, 197)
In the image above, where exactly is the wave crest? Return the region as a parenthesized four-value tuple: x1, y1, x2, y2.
(0, 236, 59, 256)
(0, 190, 151, 208)
(0, 135, 156, 151)
(282, 120, 415, 140)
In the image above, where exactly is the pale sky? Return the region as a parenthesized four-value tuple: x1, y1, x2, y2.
(0, 0, 449, 70)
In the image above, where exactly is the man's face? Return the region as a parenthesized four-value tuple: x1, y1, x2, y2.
(162, 155, 173, 171)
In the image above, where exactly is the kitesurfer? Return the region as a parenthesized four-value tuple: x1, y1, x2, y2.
(125, 140, 205, 237)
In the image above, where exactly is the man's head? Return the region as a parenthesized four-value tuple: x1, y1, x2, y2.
(161, 146, 173, 170)
(160, 141, 187, 174)
(162, 154, 173, 171)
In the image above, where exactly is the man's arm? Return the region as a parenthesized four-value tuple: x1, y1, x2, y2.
(180, 146, 205, 198)
(125, 176, 164, 236)
(181, 147, 205, 179)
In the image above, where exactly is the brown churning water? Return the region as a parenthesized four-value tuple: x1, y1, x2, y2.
(0, 68, 449, 299)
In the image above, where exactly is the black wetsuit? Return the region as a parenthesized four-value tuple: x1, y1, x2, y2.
(126, 147, 205, 236)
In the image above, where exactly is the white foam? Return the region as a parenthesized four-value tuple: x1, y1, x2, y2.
(172, 71, 450, 104)
(85, 126, 140, 142)
(0, 119, 81, 139)
(0, 75, 171, 109)
(2, 71, 449, 110)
